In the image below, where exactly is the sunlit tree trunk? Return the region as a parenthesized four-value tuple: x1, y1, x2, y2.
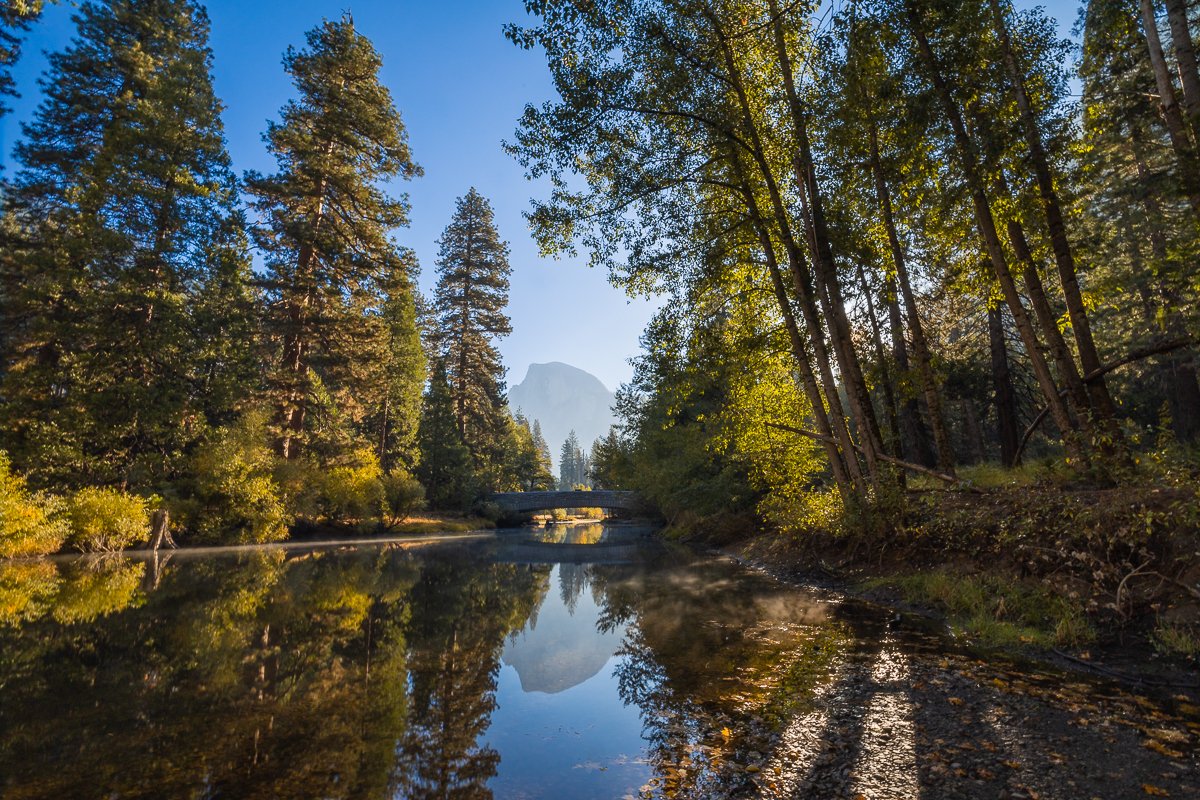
(706, 15, 870, 492)
(1002, 211, 1092, 434)
(738, 170, 857, 500)
(764, 0, 888, 483)
(855, 260, 905, 461)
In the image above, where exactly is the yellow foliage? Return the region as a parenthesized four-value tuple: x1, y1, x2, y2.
(0, 561, 61, 625)
(0, 452, 70, 558)
(50, 559, 145, 624)
(66, 487, 149, 552)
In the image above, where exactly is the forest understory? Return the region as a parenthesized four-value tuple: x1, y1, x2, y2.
(717, 472, 1200, 686)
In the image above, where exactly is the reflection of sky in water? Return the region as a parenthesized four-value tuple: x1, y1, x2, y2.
(487, 564, 648, 799)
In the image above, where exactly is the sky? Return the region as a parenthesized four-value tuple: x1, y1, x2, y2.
(0, 0, 1082, 393)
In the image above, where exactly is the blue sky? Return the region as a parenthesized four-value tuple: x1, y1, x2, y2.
(1, 0, 1081, 392)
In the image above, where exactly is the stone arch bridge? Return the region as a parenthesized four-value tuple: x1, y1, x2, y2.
(487, 490, 641, 515)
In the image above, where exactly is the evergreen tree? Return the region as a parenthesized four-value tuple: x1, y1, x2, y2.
(245, 16, 421, 462)
(430, 188, 513, 477)
(416, 361, 475, 510)
(531, 419, 552, 468)
(505, 412, 554, 491)
(558, 430, 587, 490)
(0, 0, 255, 488)
(360, 253, 426, 473)
(589, 429, 629, 489)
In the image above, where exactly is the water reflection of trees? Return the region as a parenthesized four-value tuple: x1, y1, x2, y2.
(589, 556, 852, 798)
(0, 548, 550, 799)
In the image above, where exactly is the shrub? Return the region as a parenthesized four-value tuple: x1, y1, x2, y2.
(66, 487, 149, 552)
(189, 411, 291, 544)
(320, 448, 386, 523)
(273, 457, 325, 523)
(0, 452, 69, 558)
(382, 471, 426, 525)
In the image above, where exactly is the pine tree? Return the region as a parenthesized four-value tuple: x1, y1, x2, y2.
(245, 15, 421, 462)
(530, 419, 553, 478)
(505, 412, 554, 491)
(360, 253, 426, 473)
(430, 188, 513, 475)
(558, 430, 586, 490)
(0, 0, 255, 488)
(416, 361, 476, 510)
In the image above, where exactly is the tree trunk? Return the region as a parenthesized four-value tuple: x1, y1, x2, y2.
(145, 509, 176, 552)
(855, 260, 905, 460)
(1165, 0, 1200, 137)
(869, 119, 956, 474)
(732, 153, 856, 498)
(989, 305, 1021, 466)
(1139, 0, 1200, 216)
(765, 0, 888, 482)
(989, 0, 1123, 431)
(904, 0, 1085, 463)
(277, 125, 339, 459)
(1004, 213, 1092, 431)
(962, 398, 987, 464)
(708, 16, 868, 493)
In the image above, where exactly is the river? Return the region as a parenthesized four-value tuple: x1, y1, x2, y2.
(0, 523, 1195, 798)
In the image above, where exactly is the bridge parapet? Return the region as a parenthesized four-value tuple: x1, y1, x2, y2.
(488, 490, 640, 515)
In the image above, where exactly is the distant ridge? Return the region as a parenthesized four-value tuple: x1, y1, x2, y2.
(508, 362, 616, 468)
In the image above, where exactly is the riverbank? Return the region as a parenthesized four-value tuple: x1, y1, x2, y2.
(713, 481, 1200, 687)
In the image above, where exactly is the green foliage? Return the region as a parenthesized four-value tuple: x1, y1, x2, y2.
(381, 470, 426, 525)
(65, 487, 149, 553)
(0, 0, 256, 489)
(557, 430, 588, 490)
(417, 361, 478, 511)
(246, 14, 421, 464)
(0, 452, 69, 557)
(185, 410, 291, 545)
(430, 189, 513, 479)
(320, 449, 387, 524)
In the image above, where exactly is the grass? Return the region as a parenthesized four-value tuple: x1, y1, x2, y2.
(386, 515, 494, 535)
(906, 460, 1073, 491)
(863, 569, 1095, 651)
(1151, 620, 1200, 660)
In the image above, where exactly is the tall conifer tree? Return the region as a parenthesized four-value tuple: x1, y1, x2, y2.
(416, 360, 475, 510)
(0, 0, 255, 487)
(431, 188, 513, 473)
(246, 16, 422, 461)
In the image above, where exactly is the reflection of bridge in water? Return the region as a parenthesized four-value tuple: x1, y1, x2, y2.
(492, 522, 652, 565)
(488, 490, 641, 515)
(496, 539, 643, 564)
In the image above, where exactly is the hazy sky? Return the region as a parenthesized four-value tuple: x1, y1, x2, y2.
(0, 0, 1080, 393)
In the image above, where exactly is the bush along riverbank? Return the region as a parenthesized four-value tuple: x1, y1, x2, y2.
(703, 465, 1200, 683)
(1, 448, 495, 558)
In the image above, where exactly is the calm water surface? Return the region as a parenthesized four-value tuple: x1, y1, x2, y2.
(1, 524, 1195, 799)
